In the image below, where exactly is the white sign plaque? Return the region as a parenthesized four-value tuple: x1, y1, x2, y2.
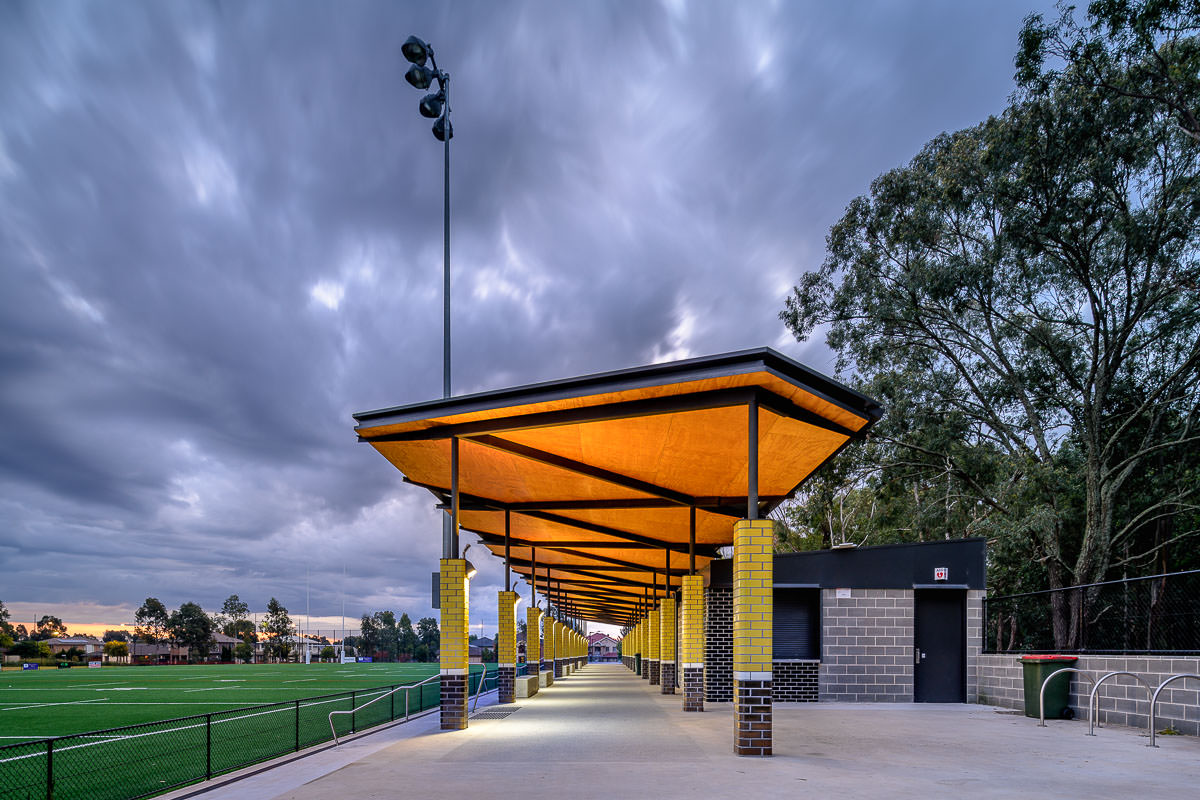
(835, 588, 851, 598)
(934, 567, 949, 581)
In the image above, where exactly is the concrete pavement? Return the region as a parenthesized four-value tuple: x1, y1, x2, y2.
(171, 663, 1200, 800)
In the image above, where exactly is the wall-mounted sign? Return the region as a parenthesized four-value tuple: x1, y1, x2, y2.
(934, 567, 949, 581)
(835, 588, 852, 598)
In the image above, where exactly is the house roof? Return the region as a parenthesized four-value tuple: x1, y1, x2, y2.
(354, 348, 881, 626)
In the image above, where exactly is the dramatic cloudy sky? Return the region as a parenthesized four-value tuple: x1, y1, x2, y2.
(0, 0, 1056, 636)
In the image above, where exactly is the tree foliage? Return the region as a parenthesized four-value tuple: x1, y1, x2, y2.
(781, 0, 1200, 646)
(1019, 0, 1200, 141)
(33, 615, 66, 640)
(168, 602, 215, 663)
(134, 598, 170, 645)
(216, 594, 250, 637)
(260, 598, 294, 661)
(417, 616, 439, 661)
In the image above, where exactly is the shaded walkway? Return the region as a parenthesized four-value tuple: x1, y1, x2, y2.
(192, 663, 1198, 800)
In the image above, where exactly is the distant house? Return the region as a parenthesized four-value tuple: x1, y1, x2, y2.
(206, 633, 243, 662)
(588, 632, 620, 661)
(45, 636, 103, 657)
(130, 642, 188, 664)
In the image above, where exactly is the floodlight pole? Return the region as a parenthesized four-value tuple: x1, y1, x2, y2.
(441, 69, 451, 400)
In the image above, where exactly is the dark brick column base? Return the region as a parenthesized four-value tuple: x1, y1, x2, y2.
(554, 659, 563, 678)
(541, 660, 552, 675)
(734, 679, 772, 756)
(661, 662, 676, 694)
(641, 659, 650, 679)
(441, 674, 468, 730)
(683, 667, 704, 711)
(498, 666, 516, 704)
(649, 660, 660, 685)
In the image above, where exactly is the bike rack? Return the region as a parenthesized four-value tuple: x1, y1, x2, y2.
(1038, 668, 1097, 729)
(1148, 673, 1200, 748)
(1037, 669, 1200, 747)
(1087, 672, 1153, 737)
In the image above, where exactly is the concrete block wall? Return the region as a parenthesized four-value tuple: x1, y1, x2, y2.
(819, 588, 914, 701)
(967, 590, 984, 703)
(978, 654, 1200, 736)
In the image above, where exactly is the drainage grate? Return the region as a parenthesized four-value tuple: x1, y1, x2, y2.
(471, 706, 521, 719)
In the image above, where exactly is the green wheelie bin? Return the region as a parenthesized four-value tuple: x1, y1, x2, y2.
(1020, 655, 1078, 719)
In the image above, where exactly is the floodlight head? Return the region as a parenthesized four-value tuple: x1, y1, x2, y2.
(401, 35, 430, 65)
(405, 63, 436, 90)
(465, 560, 477, 580)
(432, 116, 453, 141)
(419, 91, 444, 119)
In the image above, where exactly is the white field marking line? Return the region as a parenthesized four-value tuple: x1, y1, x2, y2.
(4, 698, 109, 712)
(0, 691, 388, 765)
(215, 679, 245, 682)
(95, 688, 149, 692)
(281, 678, 316, 683)
(68, 681, 126, 689)
(182, 688, 222, 693)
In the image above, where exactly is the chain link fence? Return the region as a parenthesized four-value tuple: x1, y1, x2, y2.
(0, 667, 495, 800)
(985, 569, 1200, 654)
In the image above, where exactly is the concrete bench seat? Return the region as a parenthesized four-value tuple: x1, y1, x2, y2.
(515, 674, 539, 698)
(539, 670, 554, 688)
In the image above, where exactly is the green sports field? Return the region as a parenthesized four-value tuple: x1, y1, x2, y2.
(0, 662, 460, 743)
(0, 662, 493, 800)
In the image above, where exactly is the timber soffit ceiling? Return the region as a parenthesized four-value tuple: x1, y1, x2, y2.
(353, 348, 882, 626)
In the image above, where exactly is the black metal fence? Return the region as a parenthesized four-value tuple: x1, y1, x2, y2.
(985, 569, 1200, 654)
(0, 669, 495, 800)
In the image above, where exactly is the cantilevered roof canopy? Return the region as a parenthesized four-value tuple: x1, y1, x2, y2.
(353, 348, 881, 626)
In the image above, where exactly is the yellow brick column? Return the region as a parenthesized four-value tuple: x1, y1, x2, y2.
(680, 574, 705, 711)
(659, 597, 677, 694)
(497, 591, 518, 704)
(526, 607, 541, 679)
(639, 619, 649, 678)
(733, 519, 773, 755)
(542, 614, 555, 684)
(552, 620, 564, 678)
(647, 608, 661, 685)
(439, 558, 469, 730)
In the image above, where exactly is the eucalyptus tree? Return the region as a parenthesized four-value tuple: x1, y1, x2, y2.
(782, 1, 1200, 647)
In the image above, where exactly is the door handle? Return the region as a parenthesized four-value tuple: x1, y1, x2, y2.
(915, 650, 926, 664)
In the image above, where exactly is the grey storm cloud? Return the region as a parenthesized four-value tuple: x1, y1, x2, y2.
(0, 0, 1054, 632)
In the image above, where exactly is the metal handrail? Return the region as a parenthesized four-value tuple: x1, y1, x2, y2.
(1087, 671, 1153, 736)
(1149, 673, 1200, 747)
(328, 673, 441, 746)
(1038, 668, 1097, 728)
(470, 669, 499, 712)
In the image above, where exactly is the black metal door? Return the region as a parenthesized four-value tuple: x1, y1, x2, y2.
(914, 589, 965, 702)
